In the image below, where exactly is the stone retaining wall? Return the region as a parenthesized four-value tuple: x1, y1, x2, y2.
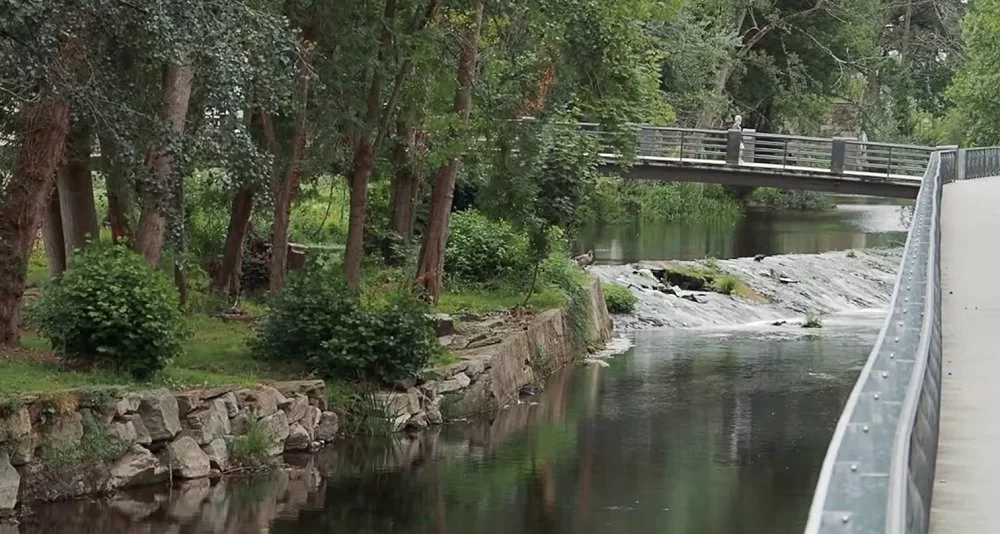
(0, 380, 337, 512)
(377, 278, 614, 427)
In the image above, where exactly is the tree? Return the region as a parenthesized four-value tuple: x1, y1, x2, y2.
(415, 0, 485, 300)
(948, 0, 1000, 145)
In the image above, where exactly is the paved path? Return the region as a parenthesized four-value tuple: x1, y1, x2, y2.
(931, 176, 1000, 533)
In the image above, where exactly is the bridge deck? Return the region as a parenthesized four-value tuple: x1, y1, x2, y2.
(931, 176, 1000, 533)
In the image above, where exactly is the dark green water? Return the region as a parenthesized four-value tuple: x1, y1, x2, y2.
(19, 317, 880, 534)
(14, 202, 899, 534)
(580, 200, 909, 264)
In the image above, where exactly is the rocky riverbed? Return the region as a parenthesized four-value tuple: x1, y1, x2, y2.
(592, 248, 902, 329)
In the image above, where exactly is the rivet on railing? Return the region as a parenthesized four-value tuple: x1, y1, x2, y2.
(881, 371, 889, 378)
(863, 425, 870, 433)
(874, 393, 880, 400)
(842, 515, 850, 524)
(850, 464, 858, 472)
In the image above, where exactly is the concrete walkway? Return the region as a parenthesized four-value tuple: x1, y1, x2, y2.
(931, 176, 1000, 533)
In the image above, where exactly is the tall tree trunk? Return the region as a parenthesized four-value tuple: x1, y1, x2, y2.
(57, 120, 99, 258)
(343, 0, 399, 290)
(269, 27, 314, 293)
(100, 134, 134, 243)
(213, 186, 254, 292)
(415, 0, 484, 300)
(42, 187, 67, 277)
(695, 5, 749, 129)
(135, 60, 195, 266)
(0, 93, 73, 344)
(389, 121, 420, 241)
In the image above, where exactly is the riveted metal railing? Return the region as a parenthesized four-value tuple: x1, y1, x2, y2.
(804, 146, 1000, 534)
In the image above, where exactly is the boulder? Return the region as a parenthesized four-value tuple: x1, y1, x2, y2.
(300, 406, 321, 434)
(404, 412, 429, 431)
(271, 380, 325, 398)
(237, 386, 286, 418)
(426, 405, 443, 425)
(127, 414, 152, 446)
(173, 391, 202, 417)
(181, 398, 231, 445)
(374, 390, 420, 419)
(201, 438, 229, 471)
(162, 436, 211, 479)
(219, 392, 240, 418)
(280, 394, 310, 424)
(138, 390, 182, 441)
(107, 420, 139, 445)
(431, 313, 455, 337)
(314, 411, 339, 442)
(437, 372, 471, 394)
(200, 386, 236, 400)
(0, 451, 19, 511)
(115, 393, 141, 417)
(259, 410, 290, 456)
(229, 411, 250, 436)
(110, 445, 160, 488)
(0, 408, 33, 464)
(284, 424, 311, 452)
(40, 411, 84, 450)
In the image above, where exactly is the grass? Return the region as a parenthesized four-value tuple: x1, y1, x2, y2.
(802, 314, 824, 328)
(435, 285, 565, 314)
(229, 417, 274, 469)
(602, 282, 637, 313)
(665, 261, 763, 301)
(0, 315, 305, 396)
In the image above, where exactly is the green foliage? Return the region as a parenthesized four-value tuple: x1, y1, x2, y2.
(751, 188, 835, 211)
(802, 314, 824, 329)
(711, 274, 739, 295)
(949, 0, 1000, 145)
(602, 283, 637, 314)
(229, 417, 272, 469)
(253, 257, 439, 383)
(30, 244, 188, 379)
(444, 210, 529, 287)
(579, 177, 743, 223)
(327, 384, 395, 440)
(539, 250, 591, 352)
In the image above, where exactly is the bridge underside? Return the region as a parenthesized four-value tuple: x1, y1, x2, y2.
(598, 162, 921, 199)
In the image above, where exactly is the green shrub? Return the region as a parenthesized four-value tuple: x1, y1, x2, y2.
(445, 210, 528, 286)
(30, 244, 187, 379)
(252, 258, 438, 383)
(603, 283, 637, 313)
(230, 417, 272, 469)
(540, 250, 591, 352)
(751, 188, 835, 210)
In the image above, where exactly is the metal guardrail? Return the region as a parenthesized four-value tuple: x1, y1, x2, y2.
(578, 123, 936, 178)
(803, 145, 1000, 534)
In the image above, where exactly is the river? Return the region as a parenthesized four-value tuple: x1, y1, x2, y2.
(13, 200, 909, 534)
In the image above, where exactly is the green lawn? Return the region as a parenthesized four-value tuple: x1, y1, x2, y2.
(0, 315, 307, 397)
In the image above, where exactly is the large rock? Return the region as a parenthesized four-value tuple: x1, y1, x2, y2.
(162, 436, 211, 479)
(0, 451, 19, 511)
(174, 391, 202, 417)
(201, 438, 229, 471)
(259, 411, 290, 457)
(39, 411, 84, 450)
(181, 398, 231, 445)
(230, 411, 250, 436)
(219, 392, 240, 418)
(426, 405, 443, 425)
(107, 420, 139, 445)
(300, 406, 321, 434)
(281, 394, 310, 424)
(115, 393, 141, 417)
(0, 408, 34, 465)
(272, 380, 325, 398)
(138, 390, 182, 441)
(314, 411, 339, 442)
(374, 390, 420, 419)
(437, 372, 471, 394)
(237, 386, 286, 418)
(110, 445, 160, 488)
(127, 414, 152, 446)
(284, 424, 310, 452)
(431, 313, 456, 337)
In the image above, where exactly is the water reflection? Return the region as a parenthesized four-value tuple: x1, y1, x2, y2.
(16, 316, 878, 534)
(582, 201, 910, 264)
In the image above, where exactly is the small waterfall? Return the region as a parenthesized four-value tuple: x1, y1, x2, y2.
(593, 249, 901, 329)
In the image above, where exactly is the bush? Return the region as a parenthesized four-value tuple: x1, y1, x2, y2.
(603, 283, 637, 313)
(252, 258, 438, 383)
(445, 210, 528, 286)
(30, 244, 187, 379)
(711, 274, 739, 295)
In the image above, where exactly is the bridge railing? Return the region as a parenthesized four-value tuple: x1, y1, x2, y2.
(804, 146, 1000, 534)
(578, 123, 936, 178)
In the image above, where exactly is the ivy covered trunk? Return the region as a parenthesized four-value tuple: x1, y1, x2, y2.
(415, 0, 483, 300)
(57, 121, 100, 258)
(135, 60, 195, 266)
(100, 134, 134, 243)
(213, 186, 254, 293)
(268, 27, 313, 293)
(0, 92, 73, 345)
(389, 121, 420, 242)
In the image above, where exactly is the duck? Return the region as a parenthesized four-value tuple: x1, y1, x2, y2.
(753, 254, 766, 262)
(574, 250, 594, 268)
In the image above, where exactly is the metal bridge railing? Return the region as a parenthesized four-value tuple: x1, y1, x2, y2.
(578, 124, 936, 178)
(804, 146, 1000, 534)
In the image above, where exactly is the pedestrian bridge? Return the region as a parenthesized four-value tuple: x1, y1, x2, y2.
(585, 125, 950, 198)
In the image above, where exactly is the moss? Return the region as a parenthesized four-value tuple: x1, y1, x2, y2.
(661, 262, 764, 302)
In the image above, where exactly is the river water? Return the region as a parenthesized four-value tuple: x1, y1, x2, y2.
(13, 200, 909, 534)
